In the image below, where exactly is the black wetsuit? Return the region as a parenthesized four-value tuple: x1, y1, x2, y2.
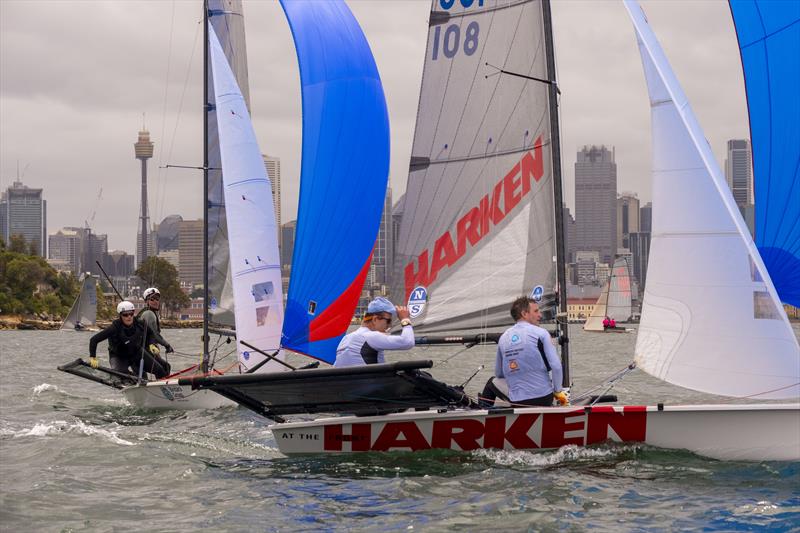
(89, 318, 171, 379)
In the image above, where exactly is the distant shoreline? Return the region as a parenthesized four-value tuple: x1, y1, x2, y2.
(0, 315, 204, 331)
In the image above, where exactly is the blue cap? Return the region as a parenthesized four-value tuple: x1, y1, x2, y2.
(367, 297, 396, 315)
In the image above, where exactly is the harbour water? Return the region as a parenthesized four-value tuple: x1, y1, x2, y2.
(1, 327, 798, 531)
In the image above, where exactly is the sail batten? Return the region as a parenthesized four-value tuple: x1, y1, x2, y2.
(624, 0, 799, 400)
(392, 0, 559, 333)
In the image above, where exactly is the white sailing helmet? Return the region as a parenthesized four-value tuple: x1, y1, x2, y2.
(143, 287, 161, 300)
(117, 301, 136, 314)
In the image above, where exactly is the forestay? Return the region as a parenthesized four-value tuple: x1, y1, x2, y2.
(624, 0, 800, 400)
(279, 0, 390, 362)
(391, 0, 559, 333)
(209, 25, 285, 372)
(207, 0, 252, 328)
(729, 1, 800, 308)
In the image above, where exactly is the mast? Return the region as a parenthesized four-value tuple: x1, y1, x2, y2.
(542, 0, 570, 386)
(201, 0, 210, 372)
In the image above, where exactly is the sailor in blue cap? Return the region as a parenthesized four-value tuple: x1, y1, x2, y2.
(333, 297, 414, 367)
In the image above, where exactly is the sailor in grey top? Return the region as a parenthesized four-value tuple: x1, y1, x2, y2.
(334, 297, 415, 367)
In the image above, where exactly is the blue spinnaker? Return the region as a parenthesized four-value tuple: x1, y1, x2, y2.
(279, 0, 390, 362)
(730, 1, 800, 307)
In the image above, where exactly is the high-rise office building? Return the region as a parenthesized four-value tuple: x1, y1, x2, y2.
(563, 204, 576, 262)
(134, 127, 154, 267)
(370, 187, 393, 287)
(280, 220, 296, 271)
(629, 232, 651, 291)
(155, 214, 183, 252)
(617, 192, 640, 250)
(263, 155, 281, 233)
(725, 139, 752, 208)
(0, 180, 46, 256)
(574, 145, 617, 264)
(640, 202, 652, 233)
(48, 228, 82, 273)
(178, 219, 204, 287)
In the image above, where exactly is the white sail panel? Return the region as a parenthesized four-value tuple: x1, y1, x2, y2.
(209, 25, 285, 373)
(61, 275, 97, 330)
(392, 0, 558, 332)
(624, 0, 800, 399)
(583, 284, 608, 332)
(606, 257, 632, 321)
(208, 0, 251, 328)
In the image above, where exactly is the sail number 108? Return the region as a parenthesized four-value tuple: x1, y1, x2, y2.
(432, 22, 480, 60)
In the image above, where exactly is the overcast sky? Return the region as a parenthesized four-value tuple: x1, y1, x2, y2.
(0, 0, 749, 253)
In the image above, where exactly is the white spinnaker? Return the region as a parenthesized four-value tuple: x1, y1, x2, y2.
(61, 275, 97, 330)
(209, 25, 285, 372)
(624, 0, 799, 399)
(606, 257, 632, 322)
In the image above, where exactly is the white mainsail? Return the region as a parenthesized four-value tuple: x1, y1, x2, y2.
(207, 0, 251, 328)
(391, 0, 559, 333)
(209, 24, 285, 372)
(624, 0, 800, 400)
(584, 256, 633, 332)
(61, 274, 97, 331)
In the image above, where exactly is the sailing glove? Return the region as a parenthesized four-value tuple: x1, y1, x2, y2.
(148, 344, 160, 356)
(89, 357, 99, 369)
(554, 391, 569, 406)
(164, 344, 174, 354)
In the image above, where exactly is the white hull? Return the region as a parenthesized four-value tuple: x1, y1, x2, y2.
(121, 379, 236, 410)
(271, 403, 800, 461)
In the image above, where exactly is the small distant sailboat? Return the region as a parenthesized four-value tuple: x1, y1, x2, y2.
(583, 257, 633, 333)
(60, 274, 98, 332)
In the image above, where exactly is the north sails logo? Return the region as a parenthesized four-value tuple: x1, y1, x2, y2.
(408, 286, 427, 318)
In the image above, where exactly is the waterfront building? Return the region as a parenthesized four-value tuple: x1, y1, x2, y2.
(178, 219, 203, 287)
(370, 187, 393, 287)
(574, 145, 617, 264)
(629, 231, 651, 291)
(155, 214, 183, 252)
(262, 155, 282, 234)
(640, 202, 652, 233)
(617, 192, 640, 250)
(725, 139, 752, 208)
(0, 179, 46, 256)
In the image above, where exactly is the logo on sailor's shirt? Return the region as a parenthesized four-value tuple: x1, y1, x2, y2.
(511, 334, 520, 343)
(509, 360, 519, 372)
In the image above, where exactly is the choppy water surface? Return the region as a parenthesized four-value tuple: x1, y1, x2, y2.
(1, 327, 798, 531)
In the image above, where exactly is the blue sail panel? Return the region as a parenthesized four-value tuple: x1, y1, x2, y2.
(730, 1, 800, 307)
(279, 0, 390, 363)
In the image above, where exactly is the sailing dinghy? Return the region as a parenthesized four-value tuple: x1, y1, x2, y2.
(183, 0, 798, 461)
(60, 274, 98, 332)
(583, 257, 634, 333)
(57, 0, 270, 409)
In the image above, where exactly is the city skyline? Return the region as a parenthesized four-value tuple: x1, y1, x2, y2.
(0, 1, 751, 253)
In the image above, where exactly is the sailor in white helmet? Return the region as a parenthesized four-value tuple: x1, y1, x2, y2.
(87, 301, 172, 379)
(333, 297, 414, 367)
(139, 287, 173, 357)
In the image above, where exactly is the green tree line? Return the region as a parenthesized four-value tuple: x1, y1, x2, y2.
(0, 235, 79, 318)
